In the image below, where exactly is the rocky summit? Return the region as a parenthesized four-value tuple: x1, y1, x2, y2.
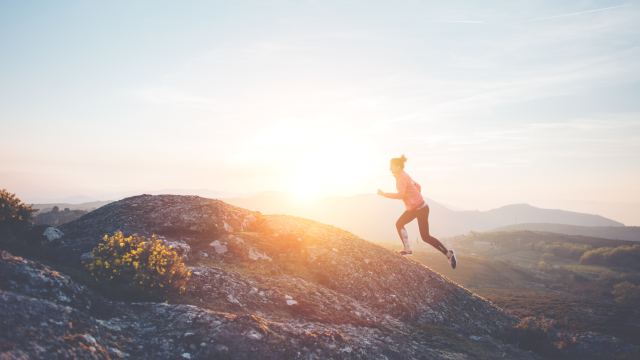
(1, 194, 540, 359)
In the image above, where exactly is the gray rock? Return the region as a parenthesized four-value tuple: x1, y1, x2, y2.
(209, 240, 227, 254)
(164, 240, 191, 261)
(43, 226, 64, 241)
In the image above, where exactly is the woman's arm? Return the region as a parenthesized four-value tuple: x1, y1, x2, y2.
(377, 188, 404, 199)
(378, 174, 408, 199)
(381, 191, 403, 199)
(378, 179, 407, 199)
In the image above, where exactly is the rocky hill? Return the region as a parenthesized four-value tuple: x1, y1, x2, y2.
(0, 194, 544, 359)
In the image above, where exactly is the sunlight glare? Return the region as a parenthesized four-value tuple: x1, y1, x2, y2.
(287, 135, 378, 202)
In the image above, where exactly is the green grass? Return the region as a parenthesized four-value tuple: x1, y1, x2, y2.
(408, 243, 640, 346)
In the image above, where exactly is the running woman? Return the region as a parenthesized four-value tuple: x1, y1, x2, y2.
(377, 155, 457, 269)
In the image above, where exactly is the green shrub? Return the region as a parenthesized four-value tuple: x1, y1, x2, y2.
(533, 241, 590, 260)
(0, 189, 34, 225)
(509, 316, 572, 357)
(580, 245, 640, 270)
(0, 189, 35, 248)
(85, 231, 192, 298)
(612, 281, 640, 306)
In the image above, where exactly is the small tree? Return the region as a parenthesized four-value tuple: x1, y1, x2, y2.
(0, 189, 34, 226)
(0, 189, 35, 247)
(85, 231, 192, 298)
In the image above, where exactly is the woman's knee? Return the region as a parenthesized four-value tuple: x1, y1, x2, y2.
(420, 234, 431, 244)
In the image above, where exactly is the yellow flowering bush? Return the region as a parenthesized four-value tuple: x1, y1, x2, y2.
(85, 231, 192, 296)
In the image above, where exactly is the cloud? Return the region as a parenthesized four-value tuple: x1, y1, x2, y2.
(437, 19, 486, 24)
(527, 3, 629, 22)
(374, 45, 640, 131)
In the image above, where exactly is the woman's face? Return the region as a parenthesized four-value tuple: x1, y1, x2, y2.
(390, 163, 402, 175)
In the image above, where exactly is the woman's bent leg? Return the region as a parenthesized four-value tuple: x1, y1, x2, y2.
(417, 206, 448, 255)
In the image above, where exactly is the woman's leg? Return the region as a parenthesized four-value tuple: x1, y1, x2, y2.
(396, 210, 417, 252)
(417, 205, 449, 255)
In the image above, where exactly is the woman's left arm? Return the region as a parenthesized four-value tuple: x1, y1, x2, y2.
(381, 191, 403, 199)
(378, 177, 407, 199)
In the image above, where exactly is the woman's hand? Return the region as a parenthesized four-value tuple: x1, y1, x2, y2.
(377, 189, 385, 196)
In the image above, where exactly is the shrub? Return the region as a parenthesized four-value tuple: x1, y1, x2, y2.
(0, 189, 34, 229)
(548, 242, 590, 260)
(580, 245, 640, 270)
(509, 316, 572, 357)
(0, 189, 35, 249)
(612, 281, 640, 306)
(85, 231, 192, 298)
(533, 241, 590, 260)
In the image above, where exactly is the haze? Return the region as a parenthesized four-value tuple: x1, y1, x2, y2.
(1, 1, 639, 224)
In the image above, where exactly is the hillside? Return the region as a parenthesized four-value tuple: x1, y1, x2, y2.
(494, 223, 640, 242)
(224, 192, 623, 243)
(411, 230, 640, 349)
(1, 194, 542, 359)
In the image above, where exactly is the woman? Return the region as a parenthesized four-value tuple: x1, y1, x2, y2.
(377, 155, 457, 269)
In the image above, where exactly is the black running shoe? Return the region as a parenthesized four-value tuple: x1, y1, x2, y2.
(447, 250, 457, 269)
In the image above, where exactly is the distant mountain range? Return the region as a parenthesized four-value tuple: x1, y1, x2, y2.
(223, 192, 625, 245)
(494, 223, 640, 242)
(32, 192, 631, 244)
(30, 201, 113, 213)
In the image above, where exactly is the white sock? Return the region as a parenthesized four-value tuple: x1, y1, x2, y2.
(400, 228, 411, 251)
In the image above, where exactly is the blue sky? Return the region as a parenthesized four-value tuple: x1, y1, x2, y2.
(1, 1, 639, 224)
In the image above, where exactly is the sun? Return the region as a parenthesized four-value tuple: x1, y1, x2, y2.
(277, 129, 380, 203)
(286, 151, 370, 203)
(290, 171, 324, 202)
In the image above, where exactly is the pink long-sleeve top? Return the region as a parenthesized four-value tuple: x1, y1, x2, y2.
(388, 170, 425, 211)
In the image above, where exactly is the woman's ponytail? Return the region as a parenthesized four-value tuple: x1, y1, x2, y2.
(391, 154, 408, 169)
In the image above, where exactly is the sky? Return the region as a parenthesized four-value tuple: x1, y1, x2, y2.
(1, 1, 639, 224)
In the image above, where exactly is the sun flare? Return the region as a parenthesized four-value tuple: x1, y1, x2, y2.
(284, 138, 379, 203)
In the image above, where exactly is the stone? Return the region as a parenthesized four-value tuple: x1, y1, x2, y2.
(248, 247, 271, 261)
(43, 226, 64, 241)
(209, 240, 228, 254)
(164, 240, 191, 260)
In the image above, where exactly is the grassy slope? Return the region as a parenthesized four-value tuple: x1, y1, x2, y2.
(397, 230, 640, 346)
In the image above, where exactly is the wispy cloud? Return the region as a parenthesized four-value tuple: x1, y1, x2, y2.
(438, 19, 486, 24)
(528, 3, 629, 22)
(374, 43, 640, 131)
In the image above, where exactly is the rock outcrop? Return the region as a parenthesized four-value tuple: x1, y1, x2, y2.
(1, 195, 543, 359)
(55, 195, 258, 261)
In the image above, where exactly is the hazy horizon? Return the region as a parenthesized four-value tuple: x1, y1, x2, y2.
(16, 188, 637, 227)
(2, 1, 640, 225)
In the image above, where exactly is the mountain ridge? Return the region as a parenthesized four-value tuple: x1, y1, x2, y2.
(224, 192, 624, 245)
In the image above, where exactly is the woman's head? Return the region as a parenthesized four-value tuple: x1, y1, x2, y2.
(390, 155, 407, 175)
